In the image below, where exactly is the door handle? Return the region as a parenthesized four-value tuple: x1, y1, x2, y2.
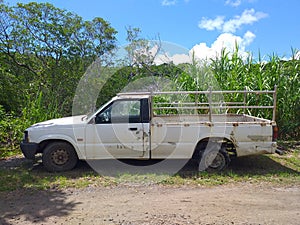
(129, 127, 138, 131)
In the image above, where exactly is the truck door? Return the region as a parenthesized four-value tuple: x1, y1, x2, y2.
(85, 98, 150, 159)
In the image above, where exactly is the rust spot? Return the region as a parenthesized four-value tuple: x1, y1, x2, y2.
(248, 135, 269, 141)
(233, 123, 239, 127)
(184, 123, 190, 127)
(230, 131, 238, 147)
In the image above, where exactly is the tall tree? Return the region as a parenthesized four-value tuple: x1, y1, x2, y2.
(0, 2, 117, 114)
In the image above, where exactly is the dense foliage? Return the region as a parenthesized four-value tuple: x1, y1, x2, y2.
(179, 50, 300, 139)
(0, 1, 117, 155)
(0, 1, 117, 112)
(211, 50, 300, 139)
(0, 2, 299, 157)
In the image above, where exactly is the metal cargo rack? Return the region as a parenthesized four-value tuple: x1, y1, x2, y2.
(117, 85, 277, 122)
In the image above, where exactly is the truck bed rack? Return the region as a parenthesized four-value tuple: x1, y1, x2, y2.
(118, 86, 277, 122)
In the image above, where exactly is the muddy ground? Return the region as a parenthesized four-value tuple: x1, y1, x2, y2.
(0, 156, 299, 225)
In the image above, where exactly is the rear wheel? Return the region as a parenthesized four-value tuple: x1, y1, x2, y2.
(198, 143, 230, 172)
(42, 142, 78, 172)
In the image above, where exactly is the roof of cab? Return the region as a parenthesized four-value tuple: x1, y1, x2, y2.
(116, 92, 151, 99)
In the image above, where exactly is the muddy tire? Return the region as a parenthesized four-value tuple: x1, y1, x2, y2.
(42, 142, 78, 172)
(198, 144, 230, 172)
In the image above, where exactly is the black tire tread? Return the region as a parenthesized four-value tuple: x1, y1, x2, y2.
(42, 141, 78, 172)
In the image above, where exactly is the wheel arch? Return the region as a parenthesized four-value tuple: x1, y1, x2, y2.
(38, 137, 83, 159)
(192, 136, 237, 159)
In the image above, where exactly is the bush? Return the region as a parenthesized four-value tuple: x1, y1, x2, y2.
(0, 92, 61, 158)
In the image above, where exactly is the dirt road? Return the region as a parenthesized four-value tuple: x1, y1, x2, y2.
(1, 182, 299, 225)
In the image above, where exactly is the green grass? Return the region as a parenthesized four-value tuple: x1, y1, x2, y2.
(0, 169, 119, 192)
(0, 144, 299, 192)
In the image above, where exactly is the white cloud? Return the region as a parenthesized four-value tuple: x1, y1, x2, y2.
(225, 0, 242, 7)
(153, 31, 256, 65)
(198, 16, 225, 31)
(161, 0, 190, 6)
(154, 53, 191, 65)
(225, 0, 258, 7)
(161, 0, 177, 6)
(243, 30, 256, 45)
(223, 9, 268, 33)
(190, 31, 255, 60)
(136, 44, 191, 65)
(199, 9, 268, 33)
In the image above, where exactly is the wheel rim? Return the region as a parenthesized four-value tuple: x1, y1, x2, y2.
(209, 152, 225, 169)
(51, 149, 69, 165)
(205, 152, 225, 169)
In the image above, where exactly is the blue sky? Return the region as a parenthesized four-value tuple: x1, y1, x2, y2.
(6, 0, 300, 60)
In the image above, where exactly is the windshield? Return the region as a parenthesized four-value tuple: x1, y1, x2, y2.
(84, 100, 112, 121)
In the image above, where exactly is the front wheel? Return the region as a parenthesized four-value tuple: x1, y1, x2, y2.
(42, 142, 78, 172)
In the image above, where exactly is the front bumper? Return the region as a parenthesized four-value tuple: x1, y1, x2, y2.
(20, 141, 39, 160)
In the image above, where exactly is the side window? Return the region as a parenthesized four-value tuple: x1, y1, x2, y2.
(95, 104, 112, 124)
(96, 100, 141, 124)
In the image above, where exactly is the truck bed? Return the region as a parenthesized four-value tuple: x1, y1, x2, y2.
(154, 114, 274, 125)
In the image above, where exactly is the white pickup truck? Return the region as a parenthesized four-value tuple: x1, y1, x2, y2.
(21, 88, 279, 172)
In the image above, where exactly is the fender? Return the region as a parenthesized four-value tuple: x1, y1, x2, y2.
(37, 134, 86, 160)
(197, 133, 235, 145)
